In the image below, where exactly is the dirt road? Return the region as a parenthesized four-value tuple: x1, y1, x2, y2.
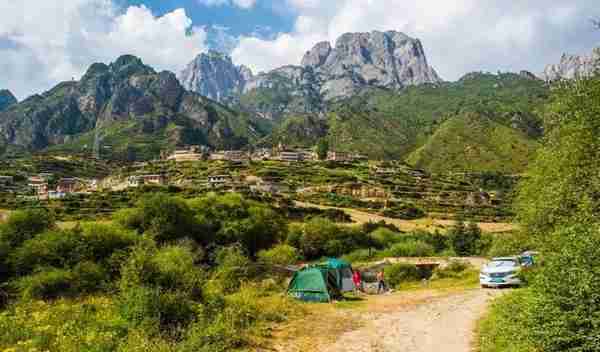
(273, 289, 502, 352)
(326, 289, 500, 352)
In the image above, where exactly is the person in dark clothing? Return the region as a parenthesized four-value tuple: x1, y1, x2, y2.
(377, 269, 386, 294)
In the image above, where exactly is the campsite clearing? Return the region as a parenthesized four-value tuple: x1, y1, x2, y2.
(269, 288, 504, 352)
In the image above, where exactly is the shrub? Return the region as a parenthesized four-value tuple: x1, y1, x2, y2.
(488, 231, 535, 258)
(370, 227, 403, 248)
(71, 261, 110, 293)
(341, 248, 376, 263)
(0, 208, 55, 248)
(385, 264, 421, 287)
(448, 220, 482, 256)
(210, 246, 252, 295)
(257, 244, 300, 267)
(118, 243, 204, 332)
(386, 240, 435, 257)
(8, 229, 84, 276)
(14, 268, 74, 300)
(434, 261, 470, 279)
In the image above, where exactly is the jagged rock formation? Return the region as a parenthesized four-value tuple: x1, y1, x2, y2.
(543, 48, 600, 82)
(0, 55, 261, 158)
(180, 30, 441, 120)
(0, 90, 17, 111)
(178, 50, 252, 103)
(301, 30, 441, 100)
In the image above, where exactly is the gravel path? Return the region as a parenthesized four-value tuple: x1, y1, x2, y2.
(322, 289, 502, 352)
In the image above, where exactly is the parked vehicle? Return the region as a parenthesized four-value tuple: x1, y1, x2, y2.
(480, 257, 523, 288)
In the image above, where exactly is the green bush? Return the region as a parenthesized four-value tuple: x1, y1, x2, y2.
(370, 228, 403, 248)
(341, 248, 376, 263)
(8, 230, 84, 276)
(434, 261, 470, 279)
(257, 244, 300, 267)
(14, 268, 74, 300)
(0, 208, 55, 248)
(118, 243, 204, 332)
(448, 220, 482, 256)
(210, 246, 252, 295)
(385, 264, 421, 287)
(385, 240, 435, 257)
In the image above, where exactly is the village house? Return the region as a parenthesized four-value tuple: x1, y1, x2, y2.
(28, 176, 48, 196)
(251, 177, 290, 195)
(167, 146, 204, 162)
(127, 174, 167, 188)
(56, 178, 79, 194)
(209, 150, 247, 162)
(279, 150, 304, 162)
(327, 151, 353, 162)
(207, 175, 232, 188)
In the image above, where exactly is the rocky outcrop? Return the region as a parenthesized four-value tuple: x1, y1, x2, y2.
(542, 48, 600, 82)
(180, 30, 440, 119)
(0, 55, 257, 157)
(0, 90, 17, 111)
(302, 30, 441, 100)
(178, 50, 252, 103)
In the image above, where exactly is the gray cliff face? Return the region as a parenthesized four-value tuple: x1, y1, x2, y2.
(543, 48, 600, 82)
(180, 30, 440, 119)
(302, 30, 441, 100)
(178, 50, 252, 103)
(0, 90, 17, 112)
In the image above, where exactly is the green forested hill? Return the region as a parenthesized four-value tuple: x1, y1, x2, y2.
(277, 71, 548, 172)
(407, 113, 538, 173)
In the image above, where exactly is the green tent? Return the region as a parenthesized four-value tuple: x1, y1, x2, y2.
(319, 258, 355, 292)
(287, 267, 341, 302)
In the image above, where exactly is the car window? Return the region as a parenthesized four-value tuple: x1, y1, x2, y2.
(488, 260, 517, 267)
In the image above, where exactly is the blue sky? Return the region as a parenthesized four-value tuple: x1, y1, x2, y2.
(120, 0, 293, 43)
(1, 1, 599, 99)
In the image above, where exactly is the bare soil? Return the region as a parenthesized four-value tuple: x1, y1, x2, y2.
(295, 201, 517, 233)
(270, 289, 503, 352)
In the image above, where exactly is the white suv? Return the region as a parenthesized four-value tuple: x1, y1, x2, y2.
(480, 257, 522, 288)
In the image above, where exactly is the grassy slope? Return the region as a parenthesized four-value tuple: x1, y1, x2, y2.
(319, 72, 548, 170)
(407, 113, 539, 173)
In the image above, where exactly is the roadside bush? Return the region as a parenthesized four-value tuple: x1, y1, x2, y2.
(488, 231, 535, 257)
(526, 224, 600, 351)
(385, 240, 435, 257)
(433, 261, 470, 279)
(385, 264, 421, 287)
(257, 244, 300, 267)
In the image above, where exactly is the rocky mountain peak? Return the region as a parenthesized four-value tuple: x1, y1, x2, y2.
(180, 30, 440, 117)
(542, 48, 600, 82)
(301, 41, 332, 68)
(0, 90, 17, 112)
(178, 51, 251, 103)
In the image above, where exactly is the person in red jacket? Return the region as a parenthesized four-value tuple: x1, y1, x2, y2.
(352, 270, 363, 294)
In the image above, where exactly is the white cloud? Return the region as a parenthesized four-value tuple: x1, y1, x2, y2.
(198, 0, 257, 10)
(0, 1, 207, 99)
(232, 0, 600, 80)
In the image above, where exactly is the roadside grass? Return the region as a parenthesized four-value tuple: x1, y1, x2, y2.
(475, 288, 536, 352)
(398, 268, 480, 292)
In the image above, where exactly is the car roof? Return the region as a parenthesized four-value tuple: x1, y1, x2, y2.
(491, 257, 519, 261)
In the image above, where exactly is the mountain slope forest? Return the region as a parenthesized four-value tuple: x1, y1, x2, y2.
(271, 72, 547, 172)
(0, 55, 268, 160)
